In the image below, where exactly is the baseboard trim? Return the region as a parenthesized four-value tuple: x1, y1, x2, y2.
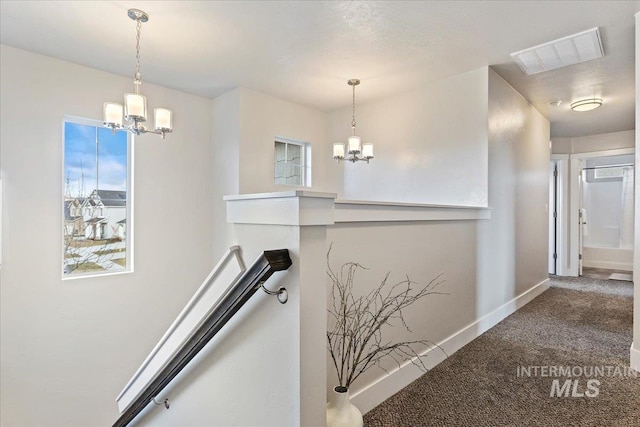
(631, 343, 640, 373)
(350, 278, 551, 414)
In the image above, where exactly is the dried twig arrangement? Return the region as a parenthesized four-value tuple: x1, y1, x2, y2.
(327, 245, 447, 389)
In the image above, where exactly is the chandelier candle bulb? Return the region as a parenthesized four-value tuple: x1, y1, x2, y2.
(333, 143, 345, 159)
(362, 143, 374, 159)
(124, 93, 147, 121)
(103, 103, 123, 128)
(348, 136, 361, 154)
(154, 108, 173, 131)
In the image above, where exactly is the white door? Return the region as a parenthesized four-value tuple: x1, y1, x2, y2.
(578, 164, 585, 276)
(549, 161, 558, 275)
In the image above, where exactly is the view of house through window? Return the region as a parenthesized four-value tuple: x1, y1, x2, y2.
(63, 118, 131, 277)
(274, 139, 308, 186)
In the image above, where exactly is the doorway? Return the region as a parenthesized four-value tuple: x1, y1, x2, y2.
(549, 149, 635, 279)
(548, 157, 568, 276)
(579, 154, 634, 280)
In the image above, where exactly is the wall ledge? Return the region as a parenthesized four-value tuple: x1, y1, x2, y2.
(225, 192, 492, 226)
(223, 190, 337, 201)
(335, 199, 491, 222)
(225, 191, 337, 226)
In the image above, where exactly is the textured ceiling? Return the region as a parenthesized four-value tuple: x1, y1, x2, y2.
(1, 0, 638, 137)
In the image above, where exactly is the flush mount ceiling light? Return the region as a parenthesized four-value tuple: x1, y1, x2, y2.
(333, 79, 373, 164)
(103, 9, 173, 138)
(511, 27, 604, 75)
(570, 98, 603, 112)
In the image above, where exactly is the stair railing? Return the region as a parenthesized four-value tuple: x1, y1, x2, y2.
(113, 249, 292, 427)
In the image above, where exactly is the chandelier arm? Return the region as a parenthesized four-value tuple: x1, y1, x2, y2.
(334, 153, 370, 163)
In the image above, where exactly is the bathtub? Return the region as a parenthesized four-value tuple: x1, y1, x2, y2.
(583, 246, 633, 271)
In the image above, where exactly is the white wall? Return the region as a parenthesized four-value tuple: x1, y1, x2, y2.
(137, 225, 308, 427)
(326, 221, 478, 397)
(136, 191, 335, 427)
(326, 68, 550, 413)
(632, 11, 640, 373)
(0, 45, 552, 425)
(477, 69, 550, 314)
(0, 45, 215, 426)
(327, 68, 489, 206)
(211, 89, 241, 261)
(552, 130, 635, 154)
(572, 130, 635, 153)
(552, 137, 572, 154)
(238, 88, 332, 195)
(211, 87, 333, 261)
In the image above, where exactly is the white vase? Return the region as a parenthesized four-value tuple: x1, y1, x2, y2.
(326, 386, 363, 427)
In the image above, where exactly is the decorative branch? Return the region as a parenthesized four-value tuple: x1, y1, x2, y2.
(327, 244, 447, 389)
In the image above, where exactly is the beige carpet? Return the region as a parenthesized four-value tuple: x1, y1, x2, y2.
(363, 276, 639, 426)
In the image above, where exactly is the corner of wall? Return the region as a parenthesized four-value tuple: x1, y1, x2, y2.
(484, 65, 550, 309)
(211, 88, 241, 259)
(633, 11, 640, 369)
(234, 88, 329, 195)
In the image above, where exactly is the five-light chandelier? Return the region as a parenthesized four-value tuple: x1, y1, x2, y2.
(103, 9, 173, 139)
(333, 79, 373, 163)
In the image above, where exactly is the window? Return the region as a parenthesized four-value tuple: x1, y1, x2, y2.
(63, 117, 132, 278)
(274, 138, 309, 187)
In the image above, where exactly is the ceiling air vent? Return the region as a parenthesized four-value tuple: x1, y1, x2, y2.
(510, 27, 604, 75)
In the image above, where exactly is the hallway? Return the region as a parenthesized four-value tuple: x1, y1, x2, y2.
(364, 275, 639, 426)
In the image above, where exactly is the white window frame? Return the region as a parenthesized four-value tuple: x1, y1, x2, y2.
(62, 115, 134, 280)
(274, 136, 311, 188)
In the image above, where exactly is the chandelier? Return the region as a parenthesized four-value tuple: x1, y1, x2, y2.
(333, 79, 373, 163)
(103, 9, 173, 139)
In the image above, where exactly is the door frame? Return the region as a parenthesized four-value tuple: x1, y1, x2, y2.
(550, 154, 569, 276)
(566, 148, 635, 277)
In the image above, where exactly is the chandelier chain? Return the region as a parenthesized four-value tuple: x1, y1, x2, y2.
(351, 83, 356, 132)
(134, 18, 142, 89)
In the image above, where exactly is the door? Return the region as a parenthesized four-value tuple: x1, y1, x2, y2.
(549, 161, 558, 275)
(578, 164, 585, 276)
